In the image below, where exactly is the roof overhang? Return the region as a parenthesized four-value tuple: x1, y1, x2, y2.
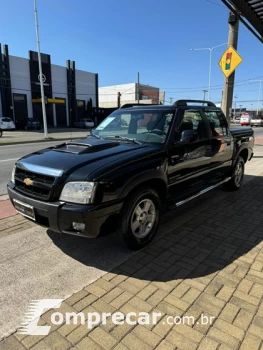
(221, 0, 263, 42)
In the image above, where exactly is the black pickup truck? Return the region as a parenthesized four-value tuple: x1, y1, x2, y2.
(7, 100, 254, 249)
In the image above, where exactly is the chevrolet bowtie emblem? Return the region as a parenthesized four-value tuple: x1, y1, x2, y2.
(24, 178, 34, 186)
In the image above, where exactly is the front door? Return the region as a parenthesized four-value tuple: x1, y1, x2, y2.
(202, 108, 232, 179)
(167, 107, 212, 202)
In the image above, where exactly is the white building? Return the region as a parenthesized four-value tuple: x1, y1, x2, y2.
(99, 83, 164, 108)
(0, 43, 98, 129)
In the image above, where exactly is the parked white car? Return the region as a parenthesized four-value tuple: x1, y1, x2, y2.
(240, 113, 253, 126)
(73, 118, 95, 128)
(250, 115, 263, 127)
(0, 117, 16, 131)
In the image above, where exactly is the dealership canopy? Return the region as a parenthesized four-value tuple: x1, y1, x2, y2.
(222, 0, 263, 42)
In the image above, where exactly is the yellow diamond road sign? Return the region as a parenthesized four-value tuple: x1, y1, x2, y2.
(219, 45, 243, 78)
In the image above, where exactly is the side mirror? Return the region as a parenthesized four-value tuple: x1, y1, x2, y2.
(181, 130, 199, 143)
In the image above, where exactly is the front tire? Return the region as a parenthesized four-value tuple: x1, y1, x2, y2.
(114, 188, 161, 250)
(225, 156, 245, 191)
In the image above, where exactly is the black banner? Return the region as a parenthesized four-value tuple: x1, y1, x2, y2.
(29, 51, 53, 125)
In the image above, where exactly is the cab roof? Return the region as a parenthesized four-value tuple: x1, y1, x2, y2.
(120, 100, 220, 112)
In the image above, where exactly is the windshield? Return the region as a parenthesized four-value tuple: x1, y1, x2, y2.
(93, 109, 174, 144)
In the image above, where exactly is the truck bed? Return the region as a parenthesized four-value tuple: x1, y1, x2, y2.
(230, 126, 254, 138)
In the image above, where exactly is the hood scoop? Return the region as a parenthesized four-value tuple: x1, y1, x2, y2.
(52, 140, 120, 154)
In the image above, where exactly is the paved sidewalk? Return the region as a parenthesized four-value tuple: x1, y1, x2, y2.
(1, 173, 263, 350)
(0, 129, 89, 145)
(0, 199, 16, 219)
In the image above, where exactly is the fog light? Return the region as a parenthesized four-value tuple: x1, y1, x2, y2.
(72, 222, 85, 231)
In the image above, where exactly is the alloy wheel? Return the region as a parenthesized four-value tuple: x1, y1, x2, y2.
(131, 199, 156, 239)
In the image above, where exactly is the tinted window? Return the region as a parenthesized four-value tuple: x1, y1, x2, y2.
(204, 109, 228, 136)
(2, 118, 12, 122)
(177, 109, 208, 140)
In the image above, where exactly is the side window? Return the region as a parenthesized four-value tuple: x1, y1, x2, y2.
(177, 109, 208, 140)
(204, 110, 228, 137)
(120, 114, 131, 127)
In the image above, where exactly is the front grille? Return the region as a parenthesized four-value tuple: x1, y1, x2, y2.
(15, 167, 56, 200)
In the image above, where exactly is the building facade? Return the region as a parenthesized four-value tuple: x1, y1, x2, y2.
(99, 83, 163, 108)
(0, 44, 98, 129)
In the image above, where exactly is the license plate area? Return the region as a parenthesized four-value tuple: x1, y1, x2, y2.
(13, 199, 36, 221)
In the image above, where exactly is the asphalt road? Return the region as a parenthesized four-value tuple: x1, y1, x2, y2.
(0, 127, 263, 196)
(252, 125, 263, 139)
(0, 141, 67, 195)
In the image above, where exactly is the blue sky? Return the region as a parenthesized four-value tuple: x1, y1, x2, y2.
(1, 0, 263, 108)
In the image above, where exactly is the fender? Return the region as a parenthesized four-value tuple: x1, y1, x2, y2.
(232, 140, 251, 165)
(118, 169, 168, 199)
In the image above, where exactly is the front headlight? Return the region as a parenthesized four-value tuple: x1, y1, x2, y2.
(11, 165, 16, 183)
(59, 182, 96, 204)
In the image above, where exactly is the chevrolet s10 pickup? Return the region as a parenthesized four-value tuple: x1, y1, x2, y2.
(8, 100, 254, 249)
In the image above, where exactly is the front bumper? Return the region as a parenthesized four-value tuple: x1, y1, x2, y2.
(7, 182, 123, 238)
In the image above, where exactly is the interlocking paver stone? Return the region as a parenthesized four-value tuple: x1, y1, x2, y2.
(3, 172, 263, 350)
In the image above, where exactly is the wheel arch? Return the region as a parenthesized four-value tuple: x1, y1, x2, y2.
(233, 145, 249, 164)
(118, 170, 168, 203)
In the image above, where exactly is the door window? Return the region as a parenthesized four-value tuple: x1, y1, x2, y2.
(177, 109, 208, 140)
(204, 109, 229, 136)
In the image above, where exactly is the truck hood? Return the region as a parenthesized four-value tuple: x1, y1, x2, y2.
(16, 136, 162, 181)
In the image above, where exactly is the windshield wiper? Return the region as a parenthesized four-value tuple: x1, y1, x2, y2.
(105, 135, 142, 145)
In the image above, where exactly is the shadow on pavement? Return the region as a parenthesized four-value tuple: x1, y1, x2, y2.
(47, 174, 263, 282)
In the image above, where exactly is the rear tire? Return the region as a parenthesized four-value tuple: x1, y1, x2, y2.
(114, 188, 161, 250)
(224, 156, 245, 191)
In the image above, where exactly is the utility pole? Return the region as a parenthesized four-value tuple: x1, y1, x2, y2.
(249, 80, 263, 115)
(203, 90, 208, 100)
(221, 10, 239, 124)
(34, 0, 48, 138)
(233, 95, 237, 116)
(169, 97, 173, 105)
(257, 80, 262, 115)
(137, 72, 140, 105)
(117, 92, 121, 108)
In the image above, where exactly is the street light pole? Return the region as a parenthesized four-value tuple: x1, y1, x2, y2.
(190, 42, 227, 101)
(257, 82, 261, 115)
(208, 49, 212, 101)
(249, 79, 263, 115)
(34, 0, 48, 138)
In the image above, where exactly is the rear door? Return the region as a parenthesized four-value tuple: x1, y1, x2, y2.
(203, 108, 232, 179)
(167, 107, 212, 201)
